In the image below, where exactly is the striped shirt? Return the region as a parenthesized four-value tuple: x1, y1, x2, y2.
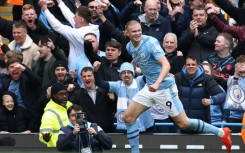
(207, 52, 236, 78)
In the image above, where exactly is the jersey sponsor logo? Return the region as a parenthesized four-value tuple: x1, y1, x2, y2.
(218, 72, 230, 78)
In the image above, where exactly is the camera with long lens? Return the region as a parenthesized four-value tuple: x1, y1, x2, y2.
(76, 112, 87, 131)
(76, 112, 91, 153)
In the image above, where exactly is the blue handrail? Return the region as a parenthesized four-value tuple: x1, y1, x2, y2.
(154, 122, 242, 128)
(114, 122, 242, 128)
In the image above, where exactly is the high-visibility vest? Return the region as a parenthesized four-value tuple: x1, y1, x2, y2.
(7, 0, 23, 6)
(242, 113, 245, 144)
(39, 100, 72, 147)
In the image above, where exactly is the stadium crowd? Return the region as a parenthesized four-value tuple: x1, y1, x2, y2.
(0, 0, 245, 151)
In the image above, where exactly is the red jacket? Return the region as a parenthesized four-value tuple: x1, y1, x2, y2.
(211, 15, 245, 41)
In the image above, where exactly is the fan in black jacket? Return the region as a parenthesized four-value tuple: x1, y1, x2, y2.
(0, 91, 30, 133)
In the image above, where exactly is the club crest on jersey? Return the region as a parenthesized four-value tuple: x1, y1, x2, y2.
(118, 111, 125, 123)
(141, 53, 145, 58)
(229, 85, 245, 104)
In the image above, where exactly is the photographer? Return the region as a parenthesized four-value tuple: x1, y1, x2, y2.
(56, 104, 112, 152)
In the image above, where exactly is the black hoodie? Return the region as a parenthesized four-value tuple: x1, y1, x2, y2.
(0, 91, 27, 133)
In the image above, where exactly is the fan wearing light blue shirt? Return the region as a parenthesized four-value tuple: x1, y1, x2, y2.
(69, 33, 105, 87)
(93, 62, 154, 153)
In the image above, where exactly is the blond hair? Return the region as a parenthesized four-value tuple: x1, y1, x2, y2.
(22, 4, 35, 12)
(2, 95, 12, 101)
(125, 20, 140, 30)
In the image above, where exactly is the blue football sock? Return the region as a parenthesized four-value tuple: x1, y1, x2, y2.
(188, 119, 219, 135)
(126, 122, 140, 153)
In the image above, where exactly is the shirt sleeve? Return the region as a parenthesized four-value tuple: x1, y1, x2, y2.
(150, 38, 165, 60)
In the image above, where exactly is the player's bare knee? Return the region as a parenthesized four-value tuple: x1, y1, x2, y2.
(176, 122, 188, 130)
(123, 114, 135, 124)
(173, 113, 190, 130)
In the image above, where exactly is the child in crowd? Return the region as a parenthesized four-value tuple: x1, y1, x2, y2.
(0, 91, 30, 133)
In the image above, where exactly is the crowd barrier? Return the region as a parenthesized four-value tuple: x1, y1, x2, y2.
(0, 122, 244, 152)
(0, 133, 244, 152)
(154, 122, 243, 128)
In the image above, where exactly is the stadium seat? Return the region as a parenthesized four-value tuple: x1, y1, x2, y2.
(0, 6, 13, 21)
(0, 6, 13, 45)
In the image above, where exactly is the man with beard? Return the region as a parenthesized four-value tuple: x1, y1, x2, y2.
(39, 60, 79, 116)
(50, 60, 80, 97)
(39, 82, 72, 147)
(93, 62, 154, 153)
(0, 4, 55, 45)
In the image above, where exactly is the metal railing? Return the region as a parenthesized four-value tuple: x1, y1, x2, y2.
(114, 122, 242, 128)
(154, 122, 242, 128)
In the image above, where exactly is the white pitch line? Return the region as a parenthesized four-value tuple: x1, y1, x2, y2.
(160, 145, 178, 149)
(222, 145, 240, 150)
(186, 145, 204, 149)
(125, 144, 142, 149)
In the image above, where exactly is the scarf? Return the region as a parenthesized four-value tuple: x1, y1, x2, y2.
(116, 80, 146, 131)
